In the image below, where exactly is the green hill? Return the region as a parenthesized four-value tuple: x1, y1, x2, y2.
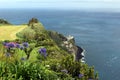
(0, 18, 99, 80)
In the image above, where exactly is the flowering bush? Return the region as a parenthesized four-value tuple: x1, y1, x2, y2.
(38, 48, 47, 58)
(22, 42, 29, 48)
(2, 41, 31, 60)
(0, 61, 58, 80)
(0, 20, 99, 80)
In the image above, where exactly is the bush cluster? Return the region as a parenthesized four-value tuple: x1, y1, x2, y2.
(0, 20, 99, 80)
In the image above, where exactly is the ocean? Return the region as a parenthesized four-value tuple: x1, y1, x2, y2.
(0, 9, 120, 80)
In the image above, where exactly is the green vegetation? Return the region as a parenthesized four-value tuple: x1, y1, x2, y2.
(0, 19, 99, 80)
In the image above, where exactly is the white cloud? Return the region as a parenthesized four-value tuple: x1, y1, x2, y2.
(0, 0, 120, 10)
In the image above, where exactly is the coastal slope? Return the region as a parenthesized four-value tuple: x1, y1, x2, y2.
(0, 18, 99, 80)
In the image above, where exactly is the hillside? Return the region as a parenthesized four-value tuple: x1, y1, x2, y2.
(0, 18, 99, 80)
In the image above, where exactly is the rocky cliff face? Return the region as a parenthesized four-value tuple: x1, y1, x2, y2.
(28, 18, 39, 26)
(62, 35, 84, 62)
(28, 18, 45, 31)
(28, 18, 85, 62)
(48, 31, 85, 62)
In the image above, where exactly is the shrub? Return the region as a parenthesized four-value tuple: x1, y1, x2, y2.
(0, 61, 58, 80)
(16, 27, 36, 40)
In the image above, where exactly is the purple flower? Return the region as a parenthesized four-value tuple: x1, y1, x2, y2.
(39, 48, 47, 53)
(61, 69, 68, 73)
(2, 42, 8, 46)
(38, 48, 47, 57)
(7, 42, 15, 48)
(20, 46, 24, 50)
(78, 74, 84, 78)
(22, 42, 29, 48)
(5, 53, 11, 57)
(16, 43, 21, 48)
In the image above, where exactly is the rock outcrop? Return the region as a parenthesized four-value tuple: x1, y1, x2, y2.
(0, 19, 11, 25)
(28, 18, 85, 62)
(76, 46, 84, 62)
(28, 18, 45, 30)
(28, 18, 39, 26)
(62, 35, 84, 62)
(48, 31, 85, 62)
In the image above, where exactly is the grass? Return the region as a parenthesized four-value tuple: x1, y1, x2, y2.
(0, 25, 27, 40)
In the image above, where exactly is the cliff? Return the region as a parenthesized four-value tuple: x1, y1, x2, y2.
(0, 18, 98, 80)
(0, 19, 11, 25)
(23, 18, 84, 61)
(48, 31, 84, 62)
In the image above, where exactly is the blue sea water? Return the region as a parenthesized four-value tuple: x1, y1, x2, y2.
(0, 9, 120, 80)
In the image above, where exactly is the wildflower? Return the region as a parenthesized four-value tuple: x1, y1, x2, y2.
(39, 48, 47, 53)
(78, 74, 84, 78)
(16, 43, 21, 48)
(2, 42, 8, 46)
(38, 48, 47, 57)
(61, 69, 68, 74)
(22, 42, 29, 48)
(7, 42, 16, 48)
(5, 53, 11, 57)
(20, 46, 24, 50)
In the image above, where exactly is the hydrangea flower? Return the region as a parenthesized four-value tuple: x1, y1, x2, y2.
(39, 48, 46, 53)
(16, 43, 21, 48)
(20, 46, 24, 50)
(2, 42, 8, 46)
(22, 42, 29, 48)
(78, 74, 84, 78)
(7, 42, 16, 48)
(38, 48, 47, 57)
(2, 42, 15, 48)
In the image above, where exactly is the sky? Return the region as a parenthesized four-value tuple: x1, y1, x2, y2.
(0, 0, 120, 11)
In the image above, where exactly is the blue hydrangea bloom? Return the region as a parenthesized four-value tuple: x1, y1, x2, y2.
(39, 48, 46, 53)
(78, 74, 84, 78)
(2, 42, 8, 46)
(38, 48, 47, 57)
(7, 42, 15, 48)
(16, 43, 21, 48)
(20, 46, 24, 50)
(22, 42, 29, 48)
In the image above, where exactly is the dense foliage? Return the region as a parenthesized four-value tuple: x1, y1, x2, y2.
(0, 19, 99, 80)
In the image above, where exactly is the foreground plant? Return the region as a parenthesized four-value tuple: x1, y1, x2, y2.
(0, 60, 58, 80)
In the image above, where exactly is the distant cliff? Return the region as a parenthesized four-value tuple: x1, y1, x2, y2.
(47, 30, 84, 62)
(26, 18, 85, 61)
(0, 18, 98, 80)
(0, 19, 11, 25)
